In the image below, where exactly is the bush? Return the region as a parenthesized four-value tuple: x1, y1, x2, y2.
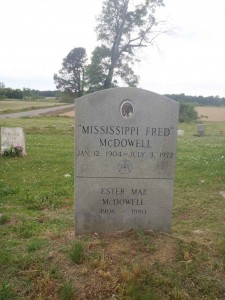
(179, 102, 198, 123)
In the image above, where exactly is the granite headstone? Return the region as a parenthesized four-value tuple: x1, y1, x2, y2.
(75, 88, 179, 234)
(197, 124, 205, 137)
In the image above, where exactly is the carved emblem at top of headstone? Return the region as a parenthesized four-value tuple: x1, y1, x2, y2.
(120, 99, 134, 119)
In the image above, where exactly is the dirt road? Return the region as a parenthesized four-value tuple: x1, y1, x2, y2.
(0, 104, 74, 119)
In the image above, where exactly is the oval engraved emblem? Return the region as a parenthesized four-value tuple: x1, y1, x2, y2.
(120, 99, 134, 119)
(117, 160, 133, 174)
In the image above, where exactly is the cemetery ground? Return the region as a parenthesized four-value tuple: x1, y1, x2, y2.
(0, 116, 225, 300)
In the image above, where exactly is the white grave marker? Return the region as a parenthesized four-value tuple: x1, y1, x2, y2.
(1, 127, 26, 155)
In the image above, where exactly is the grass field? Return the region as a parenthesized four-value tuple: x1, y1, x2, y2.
(195, 106, 225, 122)
(0, 117, 225, 299)
(0, 100, 64, 114)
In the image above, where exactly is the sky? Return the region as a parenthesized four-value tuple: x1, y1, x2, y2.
(0, 0, 225, 97)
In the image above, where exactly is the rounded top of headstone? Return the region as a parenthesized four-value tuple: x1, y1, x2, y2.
(75, 87, 178, 107)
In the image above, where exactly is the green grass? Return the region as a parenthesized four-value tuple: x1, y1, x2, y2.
(0, 117, 225, 299)
(174, 122, 225, 238)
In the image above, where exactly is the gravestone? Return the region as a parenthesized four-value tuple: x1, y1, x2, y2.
(1, 127, 26, 155)
(177, 130, 184, 136)
(197, 124, 205, 137)
(75, 88, 179, 234)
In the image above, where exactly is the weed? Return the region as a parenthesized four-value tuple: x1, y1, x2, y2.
(87, 251, 102, 267)
(25, 193, 64, 211)
(69, 242, 85, 264)
(17, 220, 40, 238)
(217, 238, 225, 269)
(126, 285, 157, 300)
(170, 287, 189, 300)
(1, 144, 24, 157)
(0, 250, 10, 266)
(27, 238, 48, 252)
(99, 239, 107, 248)
(0, 214, 10, 225)
(135, 229, 156, 251)
(59, 282, 76, 300)
(175, 239, 202, 263)
(0, 282, 13, 300)
(50, 264, 62, 279)
(0, 186, 17, 196)
(218, 238, 225, 256)
(124, 267, 157, 300)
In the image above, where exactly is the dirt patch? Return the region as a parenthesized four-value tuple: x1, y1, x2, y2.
(53, 230, 176, 299)
(196, 106, 225, 121)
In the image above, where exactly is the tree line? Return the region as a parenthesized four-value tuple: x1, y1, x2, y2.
(0, 83, 59, 100)
(166, 93, 225, 107)
(1, 81, 225, 109)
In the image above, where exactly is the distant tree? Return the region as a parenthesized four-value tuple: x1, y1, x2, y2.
(0, 89, 5, 100)
(23, 89, 60, 99)
(0, 86, 23, 100)
(5, 88, 23, 99)
(54, 47, 87, 97)
(0, 82, 5, 89)
(0, 82, 6, 99)
(23, 88, 35, 99)
(86, 46, 110, 92)
(39, 90, 60, 98)
(179, 102, 198, 123)
(87, 0, 165, 90)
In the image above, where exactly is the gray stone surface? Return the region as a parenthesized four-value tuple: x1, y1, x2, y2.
(197, 124, 205, 136)
(75, 88, 179, 234)
(1, 127, 26, 155)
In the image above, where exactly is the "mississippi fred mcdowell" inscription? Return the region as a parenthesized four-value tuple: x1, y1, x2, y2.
(76, 124, 175, 160)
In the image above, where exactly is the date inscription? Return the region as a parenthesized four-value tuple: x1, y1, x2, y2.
(76, 149, 174, 159)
